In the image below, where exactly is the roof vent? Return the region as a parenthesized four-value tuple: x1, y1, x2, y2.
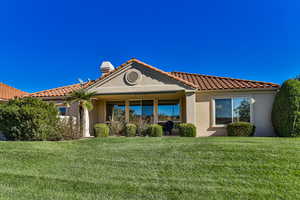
(100, 61, 115, 76)
(125, 69, 142, 85)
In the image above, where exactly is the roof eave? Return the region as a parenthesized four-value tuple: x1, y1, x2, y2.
(196, 87, 279, 93)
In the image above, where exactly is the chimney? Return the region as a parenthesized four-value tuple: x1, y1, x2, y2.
(100, 61, 115, 76)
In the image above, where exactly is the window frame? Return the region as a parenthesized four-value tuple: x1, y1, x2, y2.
(211, 95, 254, 127)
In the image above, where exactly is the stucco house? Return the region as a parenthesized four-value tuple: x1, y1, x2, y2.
(29, 58, 280, 137)
(0, 82, 28, 103)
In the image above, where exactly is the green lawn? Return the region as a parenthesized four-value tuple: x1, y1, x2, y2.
(0, 137, 299, 200)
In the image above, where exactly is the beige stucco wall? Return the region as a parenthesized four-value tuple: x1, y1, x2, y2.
(194, 90, 277, 137)
(88, 62, 194, 94)
(44, 89, 277, 137)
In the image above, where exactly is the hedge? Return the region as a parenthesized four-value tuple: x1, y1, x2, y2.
(0, 97, 61, 141)
(272, 79, 300, 137)
(147, 124, 163, 137)
(94, 123, 109, 137)
(227, 122, 255, 136)
(125, 123, 137, 137)
(178, 123, 196, 137)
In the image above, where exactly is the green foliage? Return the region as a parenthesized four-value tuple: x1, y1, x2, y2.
(66, 89, 96, 111)
(227, 122, 255, 136)
(125, 123, 137, 137)
(146, 124, 163, 137)
(109, 121, 125, 136)
(66, 89, 96, 135)
(94, 123, 110, 137)
(0, 97, 60, 141)
(178, 123, 197, 137)
(272, 79, 300, 137)
(57, 117, 81, 140)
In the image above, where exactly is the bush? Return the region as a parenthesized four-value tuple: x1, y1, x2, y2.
(57, 116, 81, 140)
(227, 122, 255, 136)
(146, 124, 163, 137)
(137, 120, 150, 136)
(0, 97, 60, 141)
(178, 123, 196, 137)
(94, 123, 109, 137)
(272, 79, 300, 137)
(109, 121, 125, 136)
(125, 123, 137, 137)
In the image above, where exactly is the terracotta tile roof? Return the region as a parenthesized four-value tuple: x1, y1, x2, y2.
(28, 81, 95, 98)
(0, 82, 28, 100)
(169, 71, 280, 90)
(28, 58, 279, 98)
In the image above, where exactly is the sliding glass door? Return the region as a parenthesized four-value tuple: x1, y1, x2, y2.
(106, 101, 126, 121)
(129, 100, 154, 124)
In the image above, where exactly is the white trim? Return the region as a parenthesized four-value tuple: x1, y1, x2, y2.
(211, 95, 254, 127)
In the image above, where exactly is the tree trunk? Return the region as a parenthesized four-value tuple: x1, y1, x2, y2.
(82, 106, 90, 137)
(79, 106, 83, 136)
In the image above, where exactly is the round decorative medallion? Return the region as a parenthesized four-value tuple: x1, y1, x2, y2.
(125, 69, 142, 85)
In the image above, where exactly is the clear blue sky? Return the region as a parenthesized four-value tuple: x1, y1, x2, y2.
(0, 0, 298, 93)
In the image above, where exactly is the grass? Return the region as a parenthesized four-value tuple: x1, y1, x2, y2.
(0, 137, 299, 200)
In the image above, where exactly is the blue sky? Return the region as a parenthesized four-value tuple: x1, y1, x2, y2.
(0, 0, 298, 93)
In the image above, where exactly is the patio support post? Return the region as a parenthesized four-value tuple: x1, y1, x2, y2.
(185, 92, 196, 125)
(154, 98, 158, 124)
(125, 100, 130, 122)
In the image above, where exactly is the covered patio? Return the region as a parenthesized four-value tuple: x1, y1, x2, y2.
(90, 91, 196, 135)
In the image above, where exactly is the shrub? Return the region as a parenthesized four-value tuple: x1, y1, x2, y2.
(57, 116, 81, 140)
(227, 122, 255, 136)
(141, 124, 150, 136)
(178, 123, 196, 137)
(272, 79, 300, 137)
(109, 121, 125, 136)
(125, 123, 137, 137)
(146, 124, 163, 137)
(137, 120, 150, 136)
(94, 123, 109, 137)
(0, 97, 60, 141)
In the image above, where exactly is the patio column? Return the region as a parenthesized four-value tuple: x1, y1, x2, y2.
(185, 92, 196, 124)
(154, 98, 158, 124)
(125, 100, 130, 123)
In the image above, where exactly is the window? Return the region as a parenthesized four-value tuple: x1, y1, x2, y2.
(58, 107, 67, 116)
(158, 100, 180, 122)
(215, 99, 232, 125)
(214, 97, 251, 125)
(129, 100, 154, 124)
(106, 101, 125, 121)
(233, 97, 251, 123)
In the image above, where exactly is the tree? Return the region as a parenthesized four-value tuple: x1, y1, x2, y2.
(272, 79, 300, 137)
(66, 89, 96, 137)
